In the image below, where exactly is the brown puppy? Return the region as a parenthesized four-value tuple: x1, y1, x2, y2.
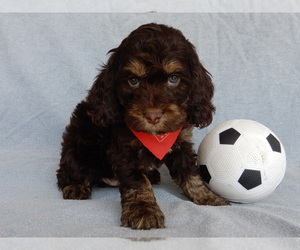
(57, 23, 229, 230)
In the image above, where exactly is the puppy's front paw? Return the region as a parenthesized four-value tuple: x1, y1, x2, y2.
(121, 201, 165, 230)
(181, 175, 230, 206)
(193, 193, 230, 206)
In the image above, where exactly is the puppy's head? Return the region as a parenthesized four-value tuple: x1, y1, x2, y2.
(87, 23, 215, 134)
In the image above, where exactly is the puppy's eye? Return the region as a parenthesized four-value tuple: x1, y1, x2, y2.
(168, 75, 180, 86)
(128, 77, 140, 87)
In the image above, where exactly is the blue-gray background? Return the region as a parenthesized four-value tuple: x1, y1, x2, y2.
(0, 13, 299, 238)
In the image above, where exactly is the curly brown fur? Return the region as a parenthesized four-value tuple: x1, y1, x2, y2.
(56, 23, 229, 230)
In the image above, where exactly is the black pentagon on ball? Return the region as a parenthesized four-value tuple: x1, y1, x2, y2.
(199, 165, 211, 184)
(266, 133, 281, 153)
(219, 128, 241, 145)
(238, 169, 262, 190)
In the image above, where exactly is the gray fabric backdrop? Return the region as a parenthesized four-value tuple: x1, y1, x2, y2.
(0, 13, 299, 239)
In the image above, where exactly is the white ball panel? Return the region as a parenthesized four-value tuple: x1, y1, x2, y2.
(198, 131, 218, 164)
(264, 148, 286, 187)
(208, 146, 243, 179)
(235, 120, 271, 136)
(235, 135, 270, 167)
(209, 179, 245, 200)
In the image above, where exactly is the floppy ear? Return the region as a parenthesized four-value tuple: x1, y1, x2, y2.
(186, 49, 215, 128)
(86, 49, 122, 127)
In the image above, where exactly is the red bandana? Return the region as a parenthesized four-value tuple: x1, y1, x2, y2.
(130, 127, 182, 160)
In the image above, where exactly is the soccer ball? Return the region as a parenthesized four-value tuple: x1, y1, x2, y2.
(197, 119, 286, 203)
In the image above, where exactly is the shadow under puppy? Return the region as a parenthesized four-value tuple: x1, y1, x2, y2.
(57, 23, 229, 230)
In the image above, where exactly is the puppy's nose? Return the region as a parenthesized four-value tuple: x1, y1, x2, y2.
(145, 109, 162, 124)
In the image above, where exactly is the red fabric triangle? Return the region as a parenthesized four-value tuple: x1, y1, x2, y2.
(130, 127, 182, 160)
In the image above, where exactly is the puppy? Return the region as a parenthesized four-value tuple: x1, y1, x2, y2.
(57, 23, 229, 230)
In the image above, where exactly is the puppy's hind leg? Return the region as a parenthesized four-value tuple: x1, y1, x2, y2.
(56, 101, 107, 200)
(57, 162, 92, 200)
(61, 181, 92, 200)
